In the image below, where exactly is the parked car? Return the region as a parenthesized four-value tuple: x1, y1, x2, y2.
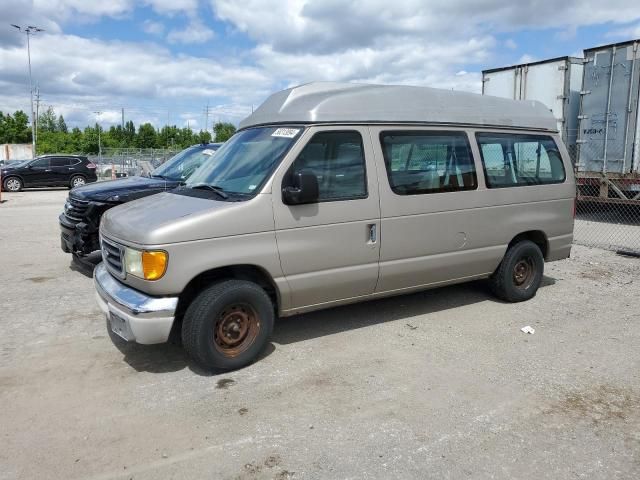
(93, 82, 575, 372)
(1, 155, 97, 191)
(59, 143, 222, 257)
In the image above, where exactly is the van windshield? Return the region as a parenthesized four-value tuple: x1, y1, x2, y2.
(185, 126, 303, 198)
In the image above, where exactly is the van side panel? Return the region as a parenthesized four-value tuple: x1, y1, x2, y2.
(370, 126, 574, 294)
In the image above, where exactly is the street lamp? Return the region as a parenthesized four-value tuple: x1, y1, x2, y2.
(11, 24, 44, 156)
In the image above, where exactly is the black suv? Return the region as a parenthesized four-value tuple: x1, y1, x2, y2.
(1, 155, 98, 191)
(59, 143, 222, 257)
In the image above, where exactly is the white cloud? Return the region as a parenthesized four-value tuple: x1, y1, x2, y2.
(209, 0, 640, 105)
(518, 54, 537, 64)
(144, 0, 198, 15)
(167, 20, 215, 44)
(142, 20, 165, 36)
(0, 33, 269, 126)
(33, 0, 134, 20)
(606, 22, 640, 39)
(212, 0, 640, 54)
(4, 0, 640, 129)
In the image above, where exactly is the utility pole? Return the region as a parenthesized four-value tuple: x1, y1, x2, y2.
(121, 108, 124, 129)
(93, 110, 102, 161)
(11, 24, 44, 156)
(34, 87, 41, 151)
(203, 102, 210, 135)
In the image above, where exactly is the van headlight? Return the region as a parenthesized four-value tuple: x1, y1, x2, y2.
(123, 247, 168, 281)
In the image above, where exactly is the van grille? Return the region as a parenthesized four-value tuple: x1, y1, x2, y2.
(101, 236, 124, 278)
(64, 195, 90, 224)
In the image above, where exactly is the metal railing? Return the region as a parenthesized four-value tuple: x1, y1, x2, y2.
(83, 144, 640, 255)
(89, 147, 180, 180)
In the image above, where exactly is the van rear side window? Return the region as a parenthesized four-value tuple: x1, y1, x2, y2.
(476, 133, 565, 188)
(380, 131, 477, 195)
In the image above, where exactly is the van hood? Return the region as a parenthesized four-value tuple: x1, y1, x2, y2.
(100, 191, 274, 246)
(72, 176, 176, 202)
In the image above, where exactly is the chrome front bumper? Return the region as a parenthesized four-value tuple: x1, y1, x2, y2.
(93, 263, 178, 344)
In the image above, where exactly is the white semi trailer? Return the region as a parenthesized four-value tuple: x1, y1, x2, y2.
(482, 56, 584, 152)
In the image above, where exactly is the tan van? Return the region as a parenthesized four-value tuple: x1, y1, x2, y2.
(94, 82, 575, 370)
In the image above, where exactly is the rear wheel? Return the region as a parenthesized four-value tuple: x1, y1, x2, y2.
(70, 175, 86, 189)
(181, 280, 274, 371)
(3, 176, 22, 192)
(489, 240, 544, 302)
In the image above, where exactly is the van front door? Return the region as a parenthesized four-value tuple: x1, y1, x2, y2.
(272, 127, 381, 311)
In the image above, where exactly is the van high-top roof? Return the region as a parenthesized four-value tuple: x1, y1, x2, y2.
(239, 82, 557, 132)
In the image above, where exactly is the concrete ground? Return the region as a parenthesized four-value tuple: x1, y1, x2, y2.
(1, 189, 639, 480)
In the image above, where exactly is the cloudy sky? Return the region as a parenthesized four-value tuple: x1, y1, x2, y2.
(1, 0, 639, 131)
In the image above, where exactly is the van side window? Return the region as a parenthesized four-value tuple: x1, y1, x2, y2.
(380, 131, 477, 195)
(476, 133, 566, 188)
(289, 131, 367, 202)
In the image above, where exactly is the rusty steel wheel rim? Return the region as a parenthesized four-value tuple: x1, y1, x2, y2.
(513, 256, 535, 289)
(213, 303, 260, 358)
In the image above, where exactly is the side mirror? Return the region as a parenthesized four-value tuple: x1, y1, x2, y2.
(282, 169, 319, 205)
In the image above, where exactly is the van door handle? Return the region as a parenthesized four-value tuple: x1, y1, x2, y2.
(368, 223, 377, 244)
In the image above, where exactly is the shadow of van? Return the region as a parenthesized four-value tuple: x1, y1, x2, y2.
(107, 275, 556, 377)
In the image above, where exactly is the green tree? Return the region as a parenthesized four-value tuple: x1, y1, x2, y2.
(38, 106, 57, 132)
(136, 123, 157, 148)
(0, 110, 32, 144)
(68, 127, 83, 152)
(57, 115, 68, 133)
(197, 130, 212, 144)
(81, 124, 101, 154)
(213, 122, 236, 142)
(124, 120, 136, 146)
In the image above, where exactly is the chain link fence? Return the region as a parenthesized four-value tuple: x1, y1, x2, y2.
(569, 142, 640, 255)
(89, 147, 180, 180)
(79, 143, 640, 255)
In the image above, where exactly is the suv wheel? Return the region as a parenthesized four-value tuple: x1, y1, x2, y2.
(182, 280, 274, 371)
(70, 175, 86, 188)
(3, 177, 22, 192)
(489, 240, 544, 302)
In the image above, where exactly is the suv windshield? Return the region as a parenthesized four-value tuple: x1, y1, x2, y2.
(152, 145, 219, 181)
(185, 126, 303, 197)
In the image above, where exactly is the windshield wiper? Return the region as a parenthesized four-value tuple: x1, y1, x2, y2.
(189, 183, 229, 199)
(150, 173, 170, 180)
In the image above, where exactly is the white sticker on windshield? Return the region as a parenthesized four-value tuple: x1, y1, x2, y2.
(248, 184, 257, 190)
(202, 149, 216, 156)
(271, 128, 300, 138)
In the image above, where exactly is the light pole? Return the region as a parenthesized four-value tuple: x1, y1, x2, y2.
(11, 24, 43, 156)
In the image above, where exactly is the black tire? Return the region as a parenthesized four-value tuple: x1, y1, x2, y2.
(3, 176, 22, 192)
(69, 175, 86, 189)
(182, 279, 274, 371)
(489, 240, 544, 303)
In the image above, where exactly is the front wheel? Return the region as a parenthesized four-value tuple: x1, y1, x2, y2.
(181, 280, 274, 371)
(3, 176, 22, 192)
(489, 240, 544, 302)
